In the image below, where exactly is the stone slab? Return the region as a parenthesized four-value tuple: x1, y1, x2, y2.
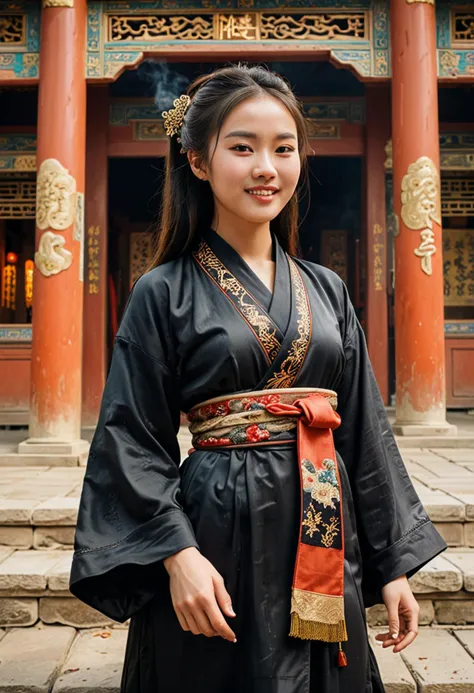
(367, 601, 434, 627)
(454, 629, 474, 658)
(433, 522, 464, 547)
(446, 494, 474, 520)
(464, 524, 474, 548)
(0, 625, 75, 693)
(40, 597, 117, 628)
(52, 628, 128, 692)
(445, 552, 474, 591)
(34, 526, 76, 550)
(415, 459, 474, 479)
(426, 479, 474, 494)
(408, 554, 463, 594)
(31, 498, 79, 526)
(403, 450, 449, 464)
(0, 597, 37, 627)
(434, 600, 474, 625)
(0, 550, 64, 593)
(396, 437, 474, 449)
(393, 423, 458, 437)
(18, 438, 89, 456)
(0, 526, 33, 548)
(369, 630, 416, 692)
(0, 467, 48, 479)
(0, 454, 83, 467)
(412, 483, 465, 521)
(47, 552, 73, 592)
(400, 628, 474, 690)
(0, 547, 14, 565)
(65, 485, 82, 498)
(0, 498, 38, 525)
(436, 449, 474, 464)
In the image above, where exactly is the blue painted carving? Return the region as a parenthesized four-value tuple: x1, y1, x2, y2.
(0, 1, 40, 79)
(440, 133, 474, 149)
(109, 98, 366, 125)
(444, 322, 474, 335)
(436, 5, 450, 49)
(0, 134, 36, 152)
(0, 326, 32, 342)
(1, 0, 473, 81)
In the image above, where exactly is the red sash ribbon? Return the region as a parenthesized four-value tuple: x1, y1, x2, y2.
(265, 394, 347, 643)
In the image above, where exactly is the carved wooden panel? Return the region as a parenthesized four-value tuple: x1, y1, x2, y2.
(320, 230, 348, 284)
(129, 231, 153, 286)
(443, 228, 474, 307)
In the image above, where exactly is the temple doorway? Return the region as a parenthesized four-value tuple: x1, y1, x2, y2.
(107, 154, 363, 354)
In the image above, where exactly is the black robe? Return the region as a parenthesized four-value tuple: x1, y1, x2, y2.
(70, 228, 446, 693)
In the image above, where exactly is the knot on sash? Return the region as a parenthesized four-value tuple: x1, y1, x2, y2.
(266, 393, 341, 431)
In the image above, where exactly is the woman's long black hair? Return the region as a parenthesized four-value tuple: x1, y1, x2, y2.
(149, 64, 311, 268)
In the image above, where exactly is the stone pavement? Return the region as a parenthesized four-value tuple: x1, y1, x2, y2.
(0, 624, 473, 691)
(0, 419, 473, 689)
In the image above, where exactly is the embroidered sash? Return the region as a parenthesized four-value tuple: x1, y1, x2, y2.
(188, 388, 348, 645)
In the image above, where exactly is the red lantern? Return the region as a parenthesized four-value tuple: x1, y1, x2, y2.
(6, 252, 18, 265)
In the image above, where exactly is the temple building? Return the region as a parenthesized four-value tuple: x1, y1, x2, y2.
(0, 0, 473, 454)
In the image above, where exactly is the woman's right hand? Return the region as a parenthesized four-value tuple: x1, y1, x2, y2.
(163, 547, 237, 642)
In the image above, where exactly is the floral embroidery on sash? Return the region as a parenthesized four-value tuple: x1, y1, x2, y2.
(193, 241, 281, 364)
(265, 259, 312, 389)
(301, 458, 342, 549)
(188, 392, 298, 447)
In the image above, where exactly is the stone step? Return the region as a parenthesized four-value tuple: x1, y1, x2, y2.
(0, 549, 117, 628)
(368, 552, 474, 628)
(0, 625, 472, 691)
(0, 548, 473, 629)
(0, 426, 192, 467)
(369, 627, 474, 691)
(3, 462, 474, 551)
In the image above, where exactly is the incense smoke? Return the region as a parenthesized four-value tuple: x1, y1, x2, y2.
(138, 60, 189, 112)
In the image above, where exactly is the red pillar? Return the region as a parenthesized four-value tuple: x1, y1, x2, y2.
(20, 0, 88, 453)
(82, 87, 109, 429)
(365, 86, 390, 405)
(390, 0, 455, 435)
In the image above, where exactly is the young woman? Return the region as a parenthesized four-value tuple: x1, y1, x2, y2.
(70, 65, 446, 693)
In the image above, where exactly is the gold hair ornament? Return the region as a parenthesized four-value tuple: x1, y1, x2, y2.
(162, 94, 191, 144)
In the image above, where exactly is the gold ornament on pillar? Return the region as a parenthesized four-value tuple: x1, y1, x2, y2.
(24, 260, 34, 309)
(36, 159, 77, 231)
(35, 231, 73, 277)
(42, 0, 74, 7)
(400, 156, 441, 276)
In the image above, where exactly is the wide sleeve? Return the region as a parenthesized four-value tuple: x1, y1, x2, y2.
(333, 285, 446, 607)
(69, 273, 199, 622)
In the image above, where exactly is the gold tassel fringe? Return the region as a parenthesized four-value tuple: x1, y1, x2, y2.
(289, 612, 348, 643)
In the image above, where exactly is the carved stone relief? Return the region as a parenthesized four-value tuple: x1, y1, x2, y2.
(35, 231, 73, 277)
(401, 156, 441, 276)
(36, 158, 76, 231)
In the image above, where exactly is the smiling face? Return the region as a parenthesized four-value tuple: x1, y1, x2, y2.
(188, 94, 301, 231)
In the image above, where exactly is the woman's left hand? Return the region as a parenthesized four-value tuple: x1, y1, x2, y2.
(375, 574, 419, 653)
